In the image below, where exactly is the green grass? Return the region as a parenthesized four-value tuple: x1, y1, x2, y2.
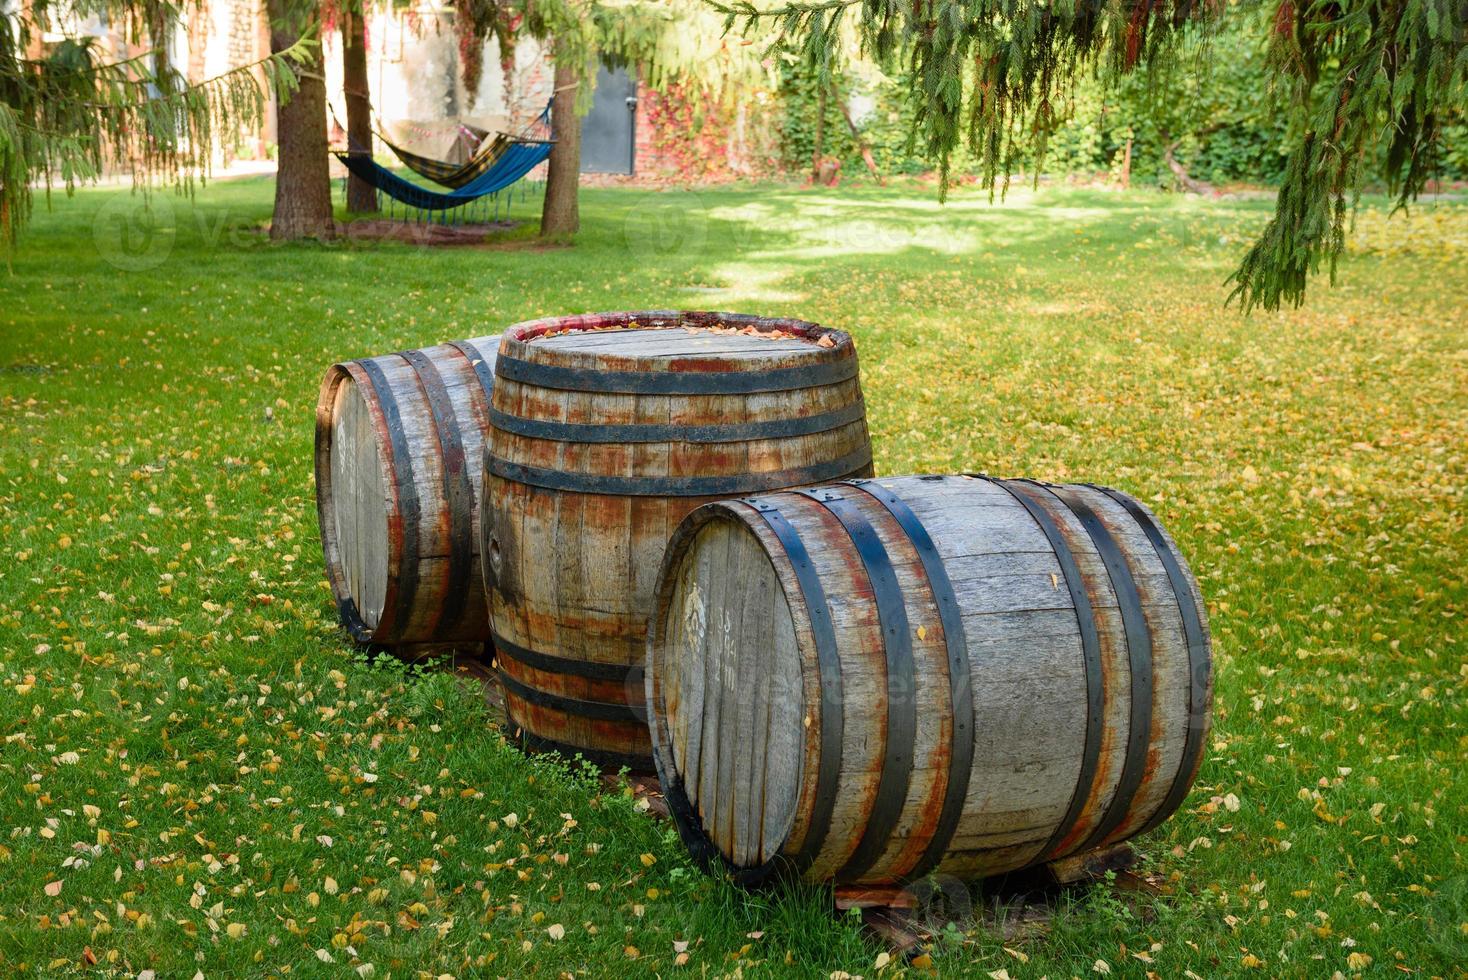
(1, 178, 1464, 978)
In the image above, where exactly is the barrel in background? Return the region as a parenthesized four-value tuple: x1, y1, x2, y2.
(314, 336, 500, 645)
(646, 475, 1212, 886)
(482, 310, 874, 771)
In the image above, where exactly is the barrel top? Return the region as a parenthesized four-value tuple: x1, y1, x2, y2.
(496, 311, 854, 382)
(533, 327, 819, 359)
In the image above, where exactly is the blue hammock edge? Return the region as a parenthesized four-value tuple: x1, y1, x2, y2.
(335, 139, 554, 212)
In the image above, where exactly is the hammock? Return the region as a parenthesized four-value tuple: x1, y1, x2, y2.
(378, 130, 513, 189)
(376, 104, 551, 189)
(333, 138, 554, 212)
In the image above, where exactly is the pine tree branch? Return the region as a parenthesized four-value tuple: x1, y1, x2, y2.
(79, 39, 315, 111)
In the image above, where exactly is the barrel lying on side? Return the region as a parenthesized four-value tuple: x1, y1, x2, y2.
(647, 475, 1212, 885)
(314, 336, 499, 645)
(482, 311, 873, 771)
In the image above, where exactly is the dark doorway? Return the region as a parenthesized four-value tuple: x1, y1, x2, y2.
(580, 64, 637, 175)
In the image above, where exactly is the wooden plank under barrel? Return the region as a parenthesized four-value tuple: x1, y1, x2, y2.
(482, 311, 874, 770)
(314, 336, 499, 645)
(646, 475, 1212, 885)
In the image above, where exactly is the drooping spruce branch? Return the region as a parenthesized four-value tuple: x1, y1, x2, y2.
(716, 0, 1468, 311)
(1225, 0, 1466, 311)
(715, 0, 1216, 191)
(1, 0, 316, 251)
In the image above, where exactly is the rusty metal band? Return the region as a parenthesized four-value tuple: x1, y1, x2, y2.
(792, 488, 915, 884)
(447, 339, 497, 407)
(509, 727, 650, 774)
(485, 446, 873, 497)
(494, 353, 857, 394)
(847, 478, 973, 880)
(981, 477, 1104, 866)
(491, 631, 634, 683)
(356, 357, 419, 643)
(1046, 484, 1154, 855)
(400, 350, 474, 636)
(1096, 487, 1211, 837)
(498, 668, 642, 723)
(486, 399, 866, 445)
(743, 496, 845, 876)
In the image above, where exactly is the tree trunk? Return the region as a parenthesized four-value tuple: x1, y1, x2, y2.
(1119, 137, 1133, 190)
(268, 0, 335, 240)
(342, 7, 378, 213)
(540, 59, 581, 238)
(1163, 139, 1215, 196)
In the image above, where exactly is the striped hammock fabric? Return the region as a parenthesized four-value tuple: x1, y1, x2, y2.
(333, 138, 555, 211)
(377, 131, 514, 189)
(373, 104, 552, 189)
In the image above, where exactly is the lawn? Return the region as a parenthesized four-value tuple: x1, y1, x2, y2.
(1, 177, 1464, 978)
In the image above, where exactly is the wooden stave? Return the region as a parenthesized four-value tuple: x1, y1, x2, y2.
(482, 312, 875, 769)
(314, 336, 500, 645)
(646, 474, 1212, 886)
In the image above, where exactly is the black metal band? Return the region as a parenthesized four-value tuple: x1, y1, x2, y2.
(509, 727, 651, 774)
(357, 357, 419, 642)
(789, 488, 915, 883)
(982, 477, 1104, 866)
(400, 350, 474, 636)
(498, 668, 642, 723)
(494, 353, 858, 394)
(447, 339, 497, 408)
(487, 400, 866, 445)
(742, 496, 845, 876)
(848, 479, 973, 880)
(485, 446, 873, 497)
(492, 631, 634, 683)
(1097, 488, 1211, 837)
(1046, 484, 1154, 855)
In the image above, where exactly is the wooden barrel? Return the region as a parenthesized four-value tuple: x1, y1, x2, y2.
(314, 336, 500, 645)
(646, 475, 1212, 886)
(481, 311, 874, 771)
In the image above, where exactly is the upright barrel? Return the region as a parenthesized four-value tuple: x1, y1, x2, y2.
(647, 475, 1212, 885)
(315, 336, 500, 645)
(482, 311, 873, 770)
